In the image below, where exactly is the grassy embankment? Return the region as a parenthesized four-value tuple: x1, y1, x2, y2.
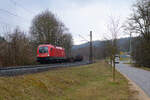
(0, 61, 134, 100)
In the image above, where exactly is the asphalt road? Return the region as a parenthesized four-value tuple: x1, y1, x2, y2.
(116, 61, 150, 97)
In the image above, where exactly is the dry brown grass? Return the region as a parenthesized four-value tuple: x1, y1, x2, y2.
(0, 61, 133, 100)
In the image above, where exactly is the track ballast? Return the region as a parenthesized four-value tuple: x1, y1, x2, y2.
(0, 61, 89, 76)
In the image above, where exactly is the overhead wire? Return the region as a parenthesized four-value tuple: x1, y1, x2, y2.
(0, 8, 20, 18)
(0, 16, 16, 28)
(0, 8, 30, 22)
(8, 0, 36, 15)
(0, 0, 35, 26)
(78, 34, 89, 42)
(0, 0, 33, 29)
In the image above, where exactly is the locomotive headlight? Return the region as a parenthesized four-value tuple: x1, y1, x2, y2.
(48, 54, 49, 56)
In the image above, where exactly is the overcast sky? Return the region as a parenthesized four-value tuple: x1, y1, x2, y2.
(0, 0, 135, 44)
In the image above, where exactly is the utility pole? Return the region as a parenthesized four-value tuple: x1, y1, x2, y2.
(78, 31, 93, 64)
(89, 31, 93, 64)
(129, 32, 132, 63)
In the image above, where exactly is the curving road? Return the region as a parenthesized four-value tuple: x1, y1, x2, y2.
(116, 61, 150, 97)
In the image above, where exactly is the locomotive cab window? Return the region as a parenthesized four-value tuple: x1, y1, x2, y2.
(39, 46, 48, 53)
(50, 48, 53, 52)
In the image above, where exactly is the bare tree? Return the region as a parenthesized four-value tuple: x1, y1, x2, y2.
(125, 0, 150, 67)
(104, 16, 121, 81)
(0, 27, 35, 67)
(30, 10, 58, 45)
(62, 33, 73, 57)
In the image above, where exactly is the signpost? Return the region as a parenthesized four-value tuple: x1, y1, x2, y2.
(112, 55, 120, 82)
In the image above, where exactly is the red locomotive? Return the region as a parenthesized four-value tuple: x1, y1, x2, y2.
(37, 44, 83, 63)
(37, 44, 66, 63)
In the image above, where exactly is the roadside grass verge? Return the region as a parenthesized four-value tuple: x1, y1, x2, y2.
(0, 61, 133, 100)
(139, 66, 150, 71)
(121, 57, 150, 71)
(120, 57, 130, 61)
(131, 64, 150, 71)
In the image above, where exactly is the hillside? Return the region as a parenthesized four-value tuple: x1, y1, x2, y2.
(72, 37, 130, 51)
(72, 37, 131, 59)
(72, 40, 102, 50)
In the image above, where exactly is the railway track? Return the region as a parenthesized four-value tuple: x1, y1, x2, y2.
(0, 61, 90, 76)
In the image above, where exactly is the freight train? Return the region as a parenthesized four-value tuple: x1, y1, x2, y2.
(37, 44, 83, 63)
